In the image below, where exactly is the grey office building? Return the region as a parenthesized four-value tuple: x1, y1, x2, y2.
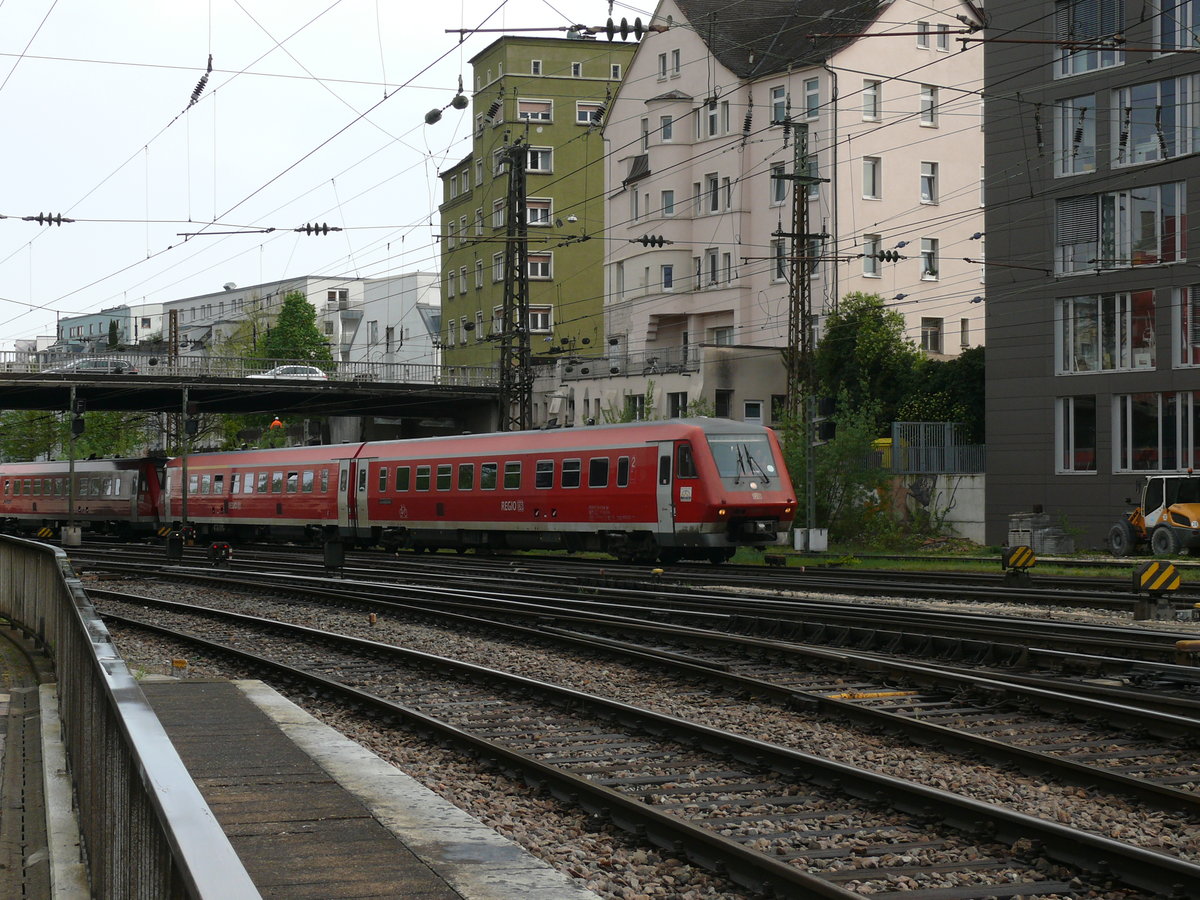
(985, 0, 1200, 547)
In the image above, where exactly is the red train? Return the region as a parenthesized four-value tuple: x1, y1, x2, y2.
(1, 419, 796, 563)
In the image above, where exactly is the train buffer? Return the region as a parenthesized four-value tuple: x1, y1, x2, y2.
(1001, 545, 1035, 585)
(1132, 560, 1182, 620)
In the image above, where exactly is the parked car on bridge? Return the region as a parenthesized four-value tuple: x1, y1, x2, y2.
(45, 358, 138, 375)
(247, 365, 329, 381)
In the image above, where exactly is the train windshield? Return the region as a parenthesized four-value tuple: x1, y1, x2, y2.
(706, 434, 778, 484)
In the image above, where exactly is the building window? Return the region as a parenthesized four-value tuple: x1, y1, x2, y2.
(772, 240, 787, 281)
(641, 117, 650, 151)
(492, 199, 505, 228)
(920, 85, 938, 126)
(475, 260, 483, 289)
(1058, 396, 1098, 472)
(611, 63, 621, 79)
(920, 238, 939, 279)
(475, 311, 485, 339)
(447, 319, 457, 347)
(445, 269, 455, 298)
(863, 79, 880, 120)
(530, 59, 541, 75)
(1055, 94, 1097, 175)
(1055, 182, 1186, 273)
(862, 234, 881, 277)
(571, 61, 582, 77)
(661, 264, 674, 290)
(1057, 291, 1157, 373)
(960, 317, 971, 348)
(671, 49, 680, 76)
(492, 252, 504, 282)
(446, 221, 456, 248)
(528, 253, 552, 280)
(863, 156, 881, 199)
(527, 198, 551, 226)
(706, 173, 720, 212)
(660, 115, 673, 141)
(667, 391, 688, 418)
(1158, 0, 1198, 51)
(1176, 286, 1200, 366)
(1114, 76, 1199, 166)
(475, 159, 483, 185)
(518, 99, 552, 121)
(1112, 392, 1200, 471)
(715, 389, 733, 417)
(916, 20, 930, 48)
(661, 189, 675, 216)
(458, 267, 467, 294)
(658, 53, 668, 80)
(770, 164, 787, 204)
(804, 78, 820, 118)
(936, 23, 950, 51)
(527, 147, 552, 173)
(1057, 0, 1125, 76)
(576, 101, 604, 125)
(771, 85, 787, 123)
(705, 248, 720, 285)
(529, 306, 552, 331)
(474, 209, 483, 235)
(920, 317, 944, 353)
(920, 161, 938, 204)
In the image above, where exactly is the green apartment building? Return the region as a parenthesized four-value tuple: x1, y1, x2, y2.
(438, 35, 635, 368)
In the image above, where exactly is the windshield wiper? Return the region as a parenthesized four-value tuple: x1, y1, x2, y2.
(741, 443, 771, 485)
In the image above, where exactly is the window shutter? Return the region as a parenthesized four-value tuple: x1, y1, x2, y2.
(1056, 195, 1098, 242)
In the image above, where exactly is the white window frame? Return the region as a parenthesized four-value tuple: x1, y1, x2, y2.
(804, 78, 820, 118)
(527, 147, 552, 173)
(576, 101, 603, 125)
(1056, 395, 1098, 473)
(528, 253, 552, 280)
(1055, 94, 1097, 176)
(529, 305, 552, 332)
(661, 189, 675, 216)
(916, 20, 930, 48)
(517, 99, 553, 122)
(1113, 76, 1199, 166)
(921, 238, 939, 280)
(1056, 291, 1157, 373)
(771, 85, 787, 123)
(862, 79, 880, 121)
(863, 156, 881, 199)
(530, 59, 542, 75)
(862, 234, 881, 277)
(920, 161, 938, 204)
(526, 198, 552, 226)
(920, 85, 938, 126)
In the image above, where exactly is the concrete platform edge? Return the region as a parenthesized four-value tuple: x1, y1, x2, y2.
(233, 679, 603, 900)
(39, 684, 89, 899)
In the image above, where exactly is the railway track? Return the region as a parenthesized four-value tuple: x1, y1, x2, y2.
(94, 587, 1200, 898)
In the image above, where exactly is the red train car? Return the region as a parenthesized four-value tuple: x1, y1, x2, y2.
(164, 419, 795, 563)
(0, 457, 165, 537)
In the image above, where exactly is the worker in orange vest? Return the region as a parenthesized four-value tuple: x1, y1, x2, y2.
(269, 416, 284, 430)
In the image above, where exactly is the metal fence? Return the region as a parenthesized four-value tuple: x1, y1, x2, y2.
(0, 536, 260, 899)
(0, 350, 499, 388)
(883, 422, 985, 474)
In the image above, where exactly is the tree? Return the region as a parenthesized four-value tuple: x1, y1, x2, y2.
(259, 292, 333, 363)
(0, 410, 62, 460)
(898, 346, 985, 442)
(107, 319, 120, 350)
(813, 292, 920, 434)
(0, 409, 156, 461)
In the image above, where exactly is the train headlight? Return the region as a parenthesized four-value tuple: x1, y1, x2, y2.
(784, 506, 793, 515)
(1192, 520, 1199, 528)
(749, 481, 758, 489)
(717, 508, 727, 516)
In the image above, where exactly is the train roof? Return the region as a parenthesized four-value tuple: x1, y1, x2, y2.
(162, 419, 778, 466)
(0, 457, 161, 473)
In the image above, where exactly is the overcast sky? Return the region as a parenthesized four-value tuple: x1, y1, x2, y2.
(0, 0, 651, 350)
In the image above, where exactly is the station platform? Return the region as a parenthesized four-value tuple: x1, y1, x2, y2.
(5, 665, 601, 899)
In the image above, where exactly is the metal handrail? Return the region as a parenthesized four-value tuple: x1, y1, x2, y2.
(0, 536, 260, 899)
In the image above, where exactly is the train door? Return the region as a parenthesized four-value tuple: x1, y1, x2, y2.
(355, 459, 374, 532)
(655, 443, 675, 536)
(337, 460, 353, 531)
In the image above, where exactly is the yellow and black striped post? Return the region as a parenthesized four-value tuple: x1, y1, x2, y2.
(1133, 561, 1181, 620)
(37, 526, 56, 539)
(1002, 545, 1036, 585)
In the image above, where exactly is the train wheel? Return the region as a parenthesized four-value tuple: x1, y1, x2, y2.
(708, 549, 733, 565)
(658, 549, 681, 565)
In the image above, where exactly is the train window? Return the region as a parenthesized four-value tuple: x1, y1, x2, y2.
(213, 475, 223, 494)
(257, 472, 268, 493)
(395, 467, 410, 491)
(271, 472, 284, 493)
(105, 477, 115, 496)
(302, 471, 314, 492)
(91, 478, 102, 496)
(232, 473, 241, 494)
(286, 472, 299, 493)
(562, 459, 581, 488)
(338, 469, 346, 492)
(415, 465, 431, 491)
(617, 456, 630, 487)
(200, 475, 210, 495)
(658, 455, 671, 485)
(320, 469, 329, 492)
(33, 479, 42, 496)
(480, 462, 498, 490)
(677, 444, 698, 478)
(378, 468, 388, 492)
(188, 474, 199, 495)
(2, 479, 8, 494)
(358, 468, 368, 492)
(504, 461, 522, 489)
(589, 458, 609, 488)
(436, 464, 452, 491)
(535, 460, 554, 488)
(22, 479, 31, 495)
(458, 463, 474, 490)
